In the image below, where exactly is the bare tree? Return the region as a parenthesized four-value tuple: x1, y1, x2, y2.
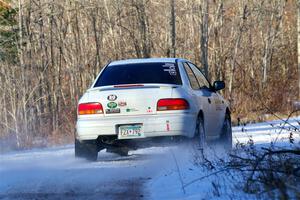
(228, 2, 247, 99)
(298, 0, 300, 99)
(200, 0, 209, 80)
(170, 0, 176, 57)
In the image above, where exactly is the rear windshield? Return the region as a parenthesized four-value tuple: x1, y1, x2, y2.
(94, 62, 182, 87)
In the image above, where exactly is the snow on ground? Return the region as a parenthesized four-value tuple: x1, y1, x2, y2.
(233, 116, 300, 145)
(0, 146, 169, 199)
(0, 117, 299, 200)
(147, 116, 300, 200)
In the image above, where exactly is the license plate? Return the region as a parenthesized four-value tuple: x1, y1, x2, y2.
(118, 124, 144, 139)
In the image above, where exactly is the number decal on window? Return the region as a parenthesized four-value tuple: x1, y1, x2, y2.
(163, 63, 177, 76)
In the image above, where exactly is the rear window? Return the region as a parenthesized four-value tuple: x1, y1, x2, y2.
(94, 62, 182, 87)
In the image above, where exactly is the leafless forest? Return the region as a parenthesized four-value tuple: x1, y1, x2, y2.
(0, 0, 298, 149)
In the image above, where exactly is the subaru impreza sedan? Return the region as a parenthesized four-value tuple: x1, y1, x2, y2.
(75, 58, 232, 161)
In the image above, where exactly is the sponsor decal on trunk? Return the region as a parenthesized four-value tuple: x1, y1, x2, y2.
(107, 94, 117, 101)
(105, 108, 120, 114)
(126, 108, 138, 112)
(107, 102, 117, 108)
(118, 101, 127, 107)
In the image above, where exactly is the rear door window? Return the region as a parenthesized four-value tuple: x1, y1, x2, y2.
(183, 62, 200, 90)
(94, 62, 182, 87)
(188, 62, 210, 89)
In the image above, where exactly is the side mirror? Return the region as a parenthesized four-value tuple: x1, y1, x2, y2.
(213, 81, 225, 91)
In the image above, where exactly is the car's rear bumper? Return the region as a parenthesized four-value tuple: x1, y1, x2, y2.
(76, 113, 196, 140)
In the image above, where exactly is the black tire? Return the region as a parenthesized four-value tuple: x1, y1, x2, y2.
(195, 115, 206, 149)
(106, 147, 129, 156)
(75, 139, 98, 161)
(75, 139, 84, 158)
(220, 113, 232, 150)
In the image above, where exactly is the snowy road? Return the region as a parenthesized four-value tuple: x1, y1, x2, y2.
(0, 145, 169, 200)
(0, 117, 299, 200)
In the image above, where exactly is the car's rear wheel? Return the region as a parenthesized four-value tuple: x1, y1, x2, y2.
(219, 113, 232, 150)
(75, 139, 98, 161)
(195, 115, 206, 149)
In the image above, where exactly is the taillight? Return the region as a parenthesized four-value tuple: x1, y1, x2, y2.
(78, 103, 103, 115)
(157, 98, 189, 111)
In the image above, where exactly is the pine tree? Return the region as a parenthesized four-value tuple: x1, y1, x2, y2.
(0, 1, 18, 63)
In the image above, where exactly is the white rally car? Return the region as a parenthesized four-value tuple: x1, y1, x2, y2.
(75, 58, 232, 160)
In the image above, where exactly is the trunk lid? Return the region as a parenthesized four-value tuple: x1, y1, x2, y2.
(86, 84, 176, 116)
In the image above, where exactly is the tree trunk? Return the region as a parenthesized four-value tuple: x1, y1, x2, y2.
(200, 0, 209, 80)
(170, 0, 176, 57)
(298, 0, 300, 99)
(228, 4, 247, 99)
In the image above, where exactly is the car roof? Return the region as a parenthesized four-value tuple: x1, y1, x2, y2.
(108, 58, 188, 66)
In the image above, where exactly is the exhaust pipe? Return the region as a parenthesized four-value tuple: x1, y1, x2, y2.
(99, 136, 115, 145)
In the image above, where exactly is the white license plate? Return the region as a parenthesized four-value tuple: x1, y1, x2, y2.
(118, 124, 144, 139)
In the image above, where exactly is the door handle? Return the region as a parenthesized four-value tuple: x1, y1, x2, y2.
(208, 98, 211, 104)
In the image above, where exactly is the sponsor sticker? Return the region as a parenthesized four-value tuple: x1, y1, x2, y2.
(107, 102, 117, 109)
(106, 108, 120, 114)
(126, 108, 138, 112)
(107, 94, 117, 101)
(146, 107, 153, 113)
(166, 120, 170, 131)
(118, 101, 127, 107)
(214, 99, 223, 110)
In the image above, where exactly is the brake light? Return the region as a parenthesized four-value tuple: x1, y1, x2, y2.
(157, 98, 189, 111)
(78, 103, 103, 115)
(114, 84, 144, 88)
